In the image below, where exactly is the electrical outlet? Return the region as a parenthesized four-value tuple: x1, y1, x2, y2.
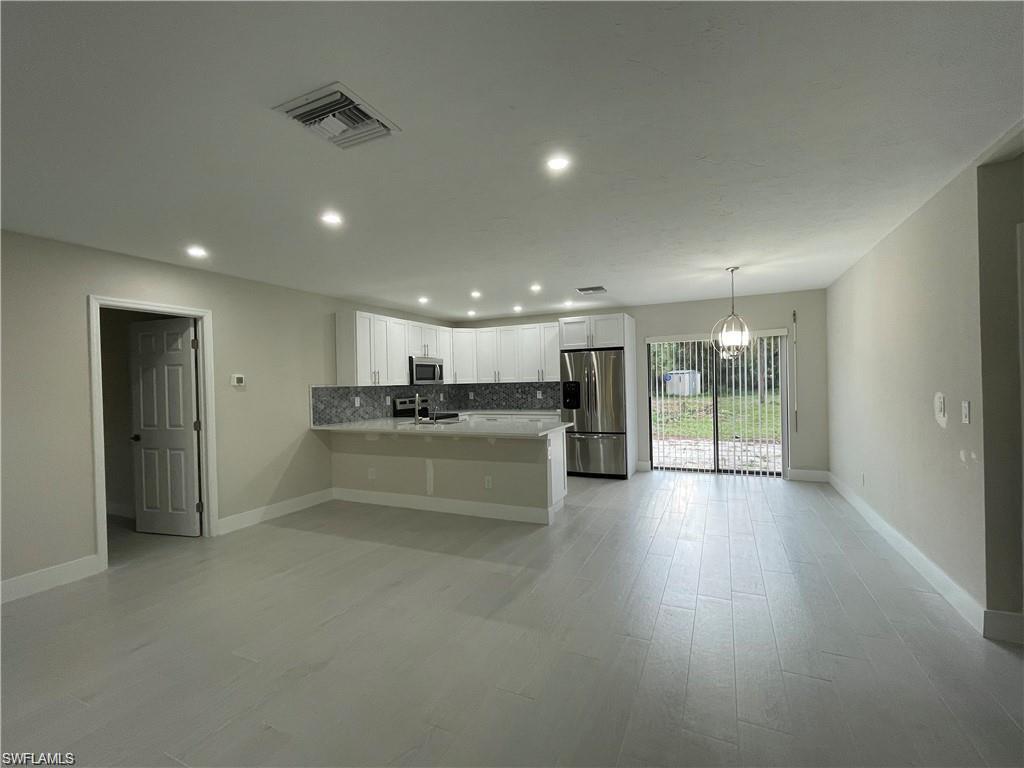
(484, 475, 492, 489)
(440, 392, 445, 402)
(385, 395, 391, 406)
(368, 467, 376, 480)
(961, 400, 971, 424)
(469, 391, 475, 400)
(537, 390, 543, 399)
(354, 396, 360, 407)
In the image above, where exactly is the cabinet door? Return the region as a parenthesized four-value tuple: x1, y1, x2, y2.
(541, 322, 561, 381)
(475, 327, 498, 383)
(517, 325, 542, 382)
(354, 312, 375, 386)
(385, 317, 408, 385)
(436, 327, 453, 381)
(406, 323, 424, 358)
(371, 315, 389, 386)
(496, 326, 519, 383)
(559, 316, 591, 350)
(422, 325, 438, 357)
(590, 314, 626, 347)
(452, 329, 477, 384)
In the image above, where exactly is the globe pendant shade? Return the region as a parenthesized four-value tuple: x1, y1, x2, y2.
(712, 312, 751, 359)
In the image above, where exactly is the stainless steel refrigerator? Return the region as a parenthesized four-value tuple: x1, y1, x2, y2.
(561, 348, 628, 478)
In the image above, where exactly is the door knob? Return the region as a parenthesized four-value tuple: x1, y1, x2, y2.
(130, 434, 141, 442)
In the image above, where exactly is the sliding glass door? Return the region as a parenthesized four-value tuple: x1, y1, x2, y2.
(648, 335, 785, 475)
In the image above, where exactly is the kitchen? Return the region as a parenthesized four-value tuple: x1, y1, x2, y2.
(312, 310, 638, 523)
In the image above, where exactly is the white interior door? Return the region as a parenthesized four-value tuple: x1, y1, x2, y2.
(129, 317, 201, 536)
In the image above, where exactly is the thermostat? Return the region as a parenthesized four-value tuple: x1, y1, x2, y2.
(231, 374, 246, 387)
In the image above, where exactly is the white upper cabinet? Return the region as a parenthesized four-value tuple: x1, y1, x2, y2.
(347, 310, 628, 386)
(422, 325, 438, 357)
(517, 325, 542, 382)
(496, 326, 518, 383)
(384, 317, 408, 385)
(354, 311, 375, 386)
(452, 328, 477, 384)
(541, 322, 560, 381)
(475, 327, 498, 383)
(372, 315, 390, 384)
(590, 314, 627, 347)
(558, 314, 626, 349)
(558, 316, 591, 349)
(436, 326, 453, 380)
(406, 322, 424, 358)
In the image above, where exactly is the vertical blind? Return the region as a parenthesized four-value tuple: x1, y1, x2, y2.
(648, 335, 783, 475)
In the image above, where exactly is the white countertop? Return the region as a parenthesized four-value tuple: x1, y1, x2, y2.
(313, 413, 567, 439)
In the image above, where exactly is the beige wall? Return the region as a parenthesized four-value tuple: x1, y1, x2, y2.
(0, 231, 436, 580)
(457, 290, 830, 473)
(977, 155, 1023, 612)
(827, 164, 988, 605)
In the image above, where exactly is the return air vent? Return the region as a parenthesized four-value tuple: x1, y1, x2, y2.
(576, 286, 607, 296)
(273, 82, 400, 150)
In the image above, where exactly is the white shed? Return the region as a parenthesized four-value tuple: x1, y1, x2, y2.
(663, 369, 702, 396)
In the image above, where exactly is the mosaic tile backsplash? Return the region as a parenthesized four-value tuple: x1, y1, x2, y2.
(311, 382, 562, 426)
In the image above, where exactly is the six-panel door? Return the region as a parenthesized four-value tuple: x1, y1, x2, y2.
(129, 317, 201, 536)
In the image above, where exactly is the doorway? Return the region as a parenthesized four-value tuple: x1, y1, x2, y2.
(648, 334, 786, 475)
(89, 296, 218, 571)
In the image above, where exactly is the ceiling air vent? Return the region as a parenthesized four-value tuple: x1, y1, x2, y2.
(273, 82, 400, 150)
(576, 286, 607, 296)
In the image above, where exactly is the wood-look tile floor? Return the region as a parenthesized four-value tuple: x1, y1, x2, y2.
(3, 473, 1022, 767)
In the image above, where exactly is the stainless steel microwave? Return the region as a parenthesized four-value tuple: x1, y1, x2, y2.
(409, 356, 444, 385)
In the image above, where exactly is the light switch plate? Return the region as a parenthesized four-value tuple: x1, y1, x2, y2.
(961, 400, 971, 424)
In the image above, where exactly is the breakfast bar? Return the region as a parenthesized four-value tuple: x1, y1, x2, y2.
(314, 415, 568, 524)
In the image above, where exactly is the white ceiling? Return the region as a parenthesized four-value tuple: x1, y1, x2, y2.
(3, 2, 1021, 320)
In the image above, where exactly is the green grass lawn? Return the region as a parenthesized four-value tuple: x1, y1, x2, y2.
(650, 393, 782, 442)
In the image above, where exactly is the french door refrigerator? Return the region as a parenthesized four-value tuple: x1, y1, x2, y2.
(561, 348, 628, 478)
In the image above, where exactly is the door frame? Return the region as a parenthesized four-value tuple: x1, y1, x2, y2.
(88, 295, 219, 569)
(645, 329, 790, 477)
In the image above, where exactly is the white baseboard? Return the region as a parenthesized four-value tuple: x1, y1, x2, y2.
(829, 472, 985, 633)
(788, 468, 830, 482)
(1, 554, 105, 604)
(636, 461, 652, 472)
(984, 610, 1024, 644)
(216, 488, 336, 535)
(333, 487, 553, 525)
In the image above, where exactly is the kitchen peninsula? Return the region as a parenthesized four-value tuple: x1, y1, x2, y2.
(314, 413, 568, 524)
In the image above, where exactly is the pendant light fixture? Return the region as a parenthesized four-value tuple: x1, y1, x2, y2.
(711, 267, 751, 359)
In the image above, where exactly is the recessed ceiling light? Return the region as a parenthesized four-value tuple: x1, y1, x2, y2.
(320, 210, 343, 227)
(563, 300, 574, 307)
(186, 245, 207, 258)
(417, 296, 429, 304)
(467, 310, 477, 317)
(513, 305, 523, 313)
(470, 290, 482, 299)
(530, 283, 542, 293)
(546, 153, 572, 173)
